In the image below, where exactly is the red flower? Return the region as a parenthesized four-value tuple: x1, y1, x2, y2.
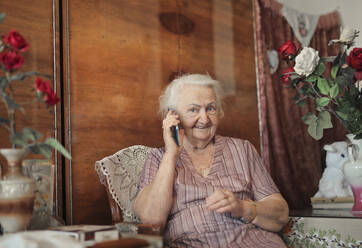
(35, 78, 51, 93)
(34, 77, 59, 106)
(354, 71, 362, 81)
(2, 30, 29, 52)
(0, 50, 23, 71)
(44, 89, 59, 106)
(281, 67, 295, 85)
(278, 40, 297, 60)
(347, 48, 362, 71)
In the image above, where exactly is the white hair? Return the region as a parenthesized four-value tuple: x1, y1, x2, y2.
(159, 73, 225, 118)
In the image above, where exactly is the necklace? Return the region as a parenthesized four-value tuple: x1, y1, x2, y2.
(186, 140, 214, 178)
(194, 152, 214, 178)
(198, 167, 211, 178)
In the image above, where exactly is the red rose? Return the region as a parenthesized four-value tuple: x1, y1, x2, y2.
(281, 67, 295, 85)
(2, 30, 29, 52)
(0, 50, 23, 71)
(278, 40, 297, 60)
(44, 89, 59, 106)
(35, 78, 51, 93)
(347, 48, 362, 71)
(354, 71, 362, 81)
(34, 77, 59, 106)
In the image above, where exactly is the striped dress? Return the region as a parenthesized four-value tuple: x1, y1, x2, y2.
(139, 135, 286, 248)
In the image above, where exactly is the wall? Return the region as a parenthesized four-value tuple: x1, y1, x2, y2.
(277, 0, 362, 48)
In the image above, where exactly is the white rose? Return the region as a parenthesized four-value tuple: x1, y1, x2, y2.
(339, 26, 359, 43)
(294, 47, 320, 76)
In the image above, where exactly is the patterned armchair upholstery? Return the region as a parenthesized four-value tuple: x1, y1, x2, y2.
(95, 145, 151, 224)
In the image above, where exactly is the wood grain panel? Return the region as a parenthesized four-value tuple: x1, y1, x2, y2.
(0, 0, 64, 218)
(63, 0, 257, 224)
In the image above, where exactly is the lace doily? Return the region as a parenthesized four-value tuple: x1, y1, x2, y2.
(95, 145, 151, 222)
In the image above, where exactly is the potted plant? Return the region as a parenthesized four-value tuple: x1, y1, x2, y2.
(0, 12, 70, 233)
(277, 27, 361, 141)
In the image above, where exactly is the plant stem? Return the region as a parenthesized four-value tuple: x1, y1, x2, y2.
(5, 72, 16, 148)
(0, 122, 10, 131)
(18, 98, 38, 105)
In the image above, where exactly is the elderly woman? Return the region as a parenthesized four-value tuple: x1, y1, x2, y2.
(134, 74, 289, 248)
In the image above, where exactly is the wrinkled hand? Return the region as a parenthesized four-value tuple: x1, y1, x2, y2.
(162, 109, 184, 156)
(205, 189, 242, 218)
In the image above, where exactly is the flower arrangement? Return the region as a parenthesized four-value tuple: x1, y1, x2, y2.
(278, 27, 362, 140)
(0, 13, 70, 159)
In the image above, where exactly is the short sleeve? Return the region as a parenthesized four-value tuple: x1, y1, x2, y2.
(139, 148, 164, 191)
(243, 140, 279, 201)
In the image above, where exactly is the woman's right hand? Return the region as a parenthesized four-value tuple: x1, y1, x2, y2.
(162, 109, 184, 156)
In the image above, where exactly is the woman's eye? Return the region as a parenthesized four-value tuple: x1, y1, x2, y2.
(189, 108, 198, 113)
(207, 106, 216, 113)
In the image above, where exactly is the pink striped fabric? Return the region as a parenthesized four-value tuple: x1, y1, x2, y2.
(139, 136, 286, 248)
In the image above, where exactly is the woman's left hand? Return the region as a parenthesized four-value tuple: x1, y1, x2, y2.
(205, 189, 243, 218)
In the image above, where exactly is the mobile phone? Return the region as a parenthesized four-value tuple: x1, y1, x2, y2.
(171, 124, 180, 147)
(168, 108, 180, 147)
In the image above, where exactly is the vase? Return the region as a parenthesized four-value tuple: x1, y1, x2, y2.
(0, 148, 35, 233)
(343, 134, 362, 215)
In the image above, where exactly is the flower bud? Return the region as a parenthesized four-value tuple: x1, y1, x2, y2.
(340, 26, 359, 44)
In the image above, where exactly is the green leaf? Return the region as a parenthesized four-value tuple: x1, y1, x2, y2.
(315, 62, 326, 75)
(289, 74, 300, 81)
(316, 97, 330, 107)
(44, 138, 71, 160)
(305, 74, 319, 83)
(28, 143, 53, 158)
(336, 111, 349, 120)
(317, 78, 330, 95)
(10, 132, 28, 147)
(335, 75, 349, 87)
(302, 111, 333, 140)
(327, 78, 334, 87)
(329, 84, 339, 98)
(22, 127, 42, 141)
(307, 121, 323, 140)
(302, 112, 317, 125)
(331, 65, 339, 79)
(0, 12, 5, 24)
(318, 111, 333, 129)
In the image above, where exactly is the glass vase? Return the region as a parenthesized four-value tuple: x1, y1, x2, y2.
(343, 134, 362, 215)
(0, 148, 35, 233)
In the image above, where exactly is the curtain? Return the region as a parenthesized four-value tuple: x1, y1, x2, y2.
(254, 0, 346, 209)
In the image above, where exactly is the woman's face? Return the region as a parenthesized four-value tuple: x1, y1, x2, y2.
(176, 84, 219, 144)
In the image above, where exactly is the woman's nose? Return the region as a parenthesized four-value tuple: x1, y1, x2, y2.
(198, 108, 209, 123)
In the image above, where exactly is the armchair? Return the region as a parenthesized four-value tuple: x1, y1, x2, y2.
(95, 145, 151, 224)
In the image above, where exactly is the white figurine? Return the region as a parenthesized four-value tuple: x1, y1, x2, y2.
(314, 141, 352, 199)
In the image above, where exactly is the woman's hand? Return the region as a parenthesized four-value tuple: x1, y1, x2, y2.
(162, 109, 184, 156)
(205, 189, 243, 217)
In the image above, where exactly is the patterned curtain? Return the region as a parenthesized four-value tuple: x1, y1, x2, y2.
(254, 0, 346, 209)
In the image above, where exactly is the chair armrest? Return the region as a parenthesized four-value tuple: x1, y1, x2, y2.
(105, 179, 122, 224)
